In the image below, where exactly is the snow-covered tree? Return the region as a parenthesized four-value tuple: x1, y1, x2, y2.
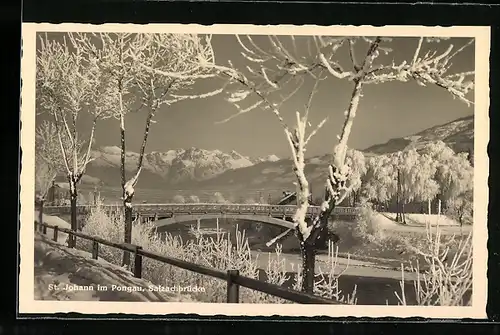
(34, 121, 67, 230)
(420, 141, 474, 215)
(411, 150, 442, 215)
(362, 154, 398, 209)
(446, 189, 473, 231)
(200, 37, 336, 293)
(36, 35, 113, 246)
(364, 149, 440, 223)
(396, 149, 440, 223)
(344, 149, 367, 206)
(70, 33, 221, 266)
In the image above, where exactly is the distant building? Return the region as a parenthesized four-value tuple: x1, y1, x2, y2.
(46, 181, 70, 205)
(276, 191, 319, 206)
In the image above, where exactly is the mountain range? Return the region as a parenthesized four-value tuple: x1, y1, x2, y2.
(78, 114, 474, 191)
(83, 147, 280, 189)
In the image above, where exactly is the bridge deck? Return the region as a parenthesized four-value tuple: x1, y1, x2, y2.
(43, 203, 361, 218)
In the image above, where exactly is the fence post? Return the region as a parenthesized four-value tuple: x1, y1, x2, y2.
(226, 269, 240, 303)
(133, 246, 143, 279)
(92, 241, 99, 260)
(42, 224, 47, 235)
(68, 233, 76, 248)
(53, 226, 58, 242)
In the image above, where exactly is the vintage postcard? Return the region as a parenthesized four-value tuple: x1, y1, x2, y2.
(19, 23, 490, 318)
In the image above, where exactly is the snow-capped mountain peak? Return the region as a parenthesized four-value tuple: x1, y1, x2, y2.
(86, 146, 279, 187)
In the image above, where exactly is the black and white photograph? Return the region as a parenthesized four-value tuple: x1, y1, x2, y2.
(19, 23, 490, 318)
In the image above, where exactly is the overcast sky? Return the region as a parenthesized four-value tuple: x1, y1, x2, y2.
(35, 33, 475, 159)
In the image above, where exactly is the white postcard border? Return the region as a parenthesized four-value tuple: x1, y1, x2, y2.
(19, 23, 490, 319)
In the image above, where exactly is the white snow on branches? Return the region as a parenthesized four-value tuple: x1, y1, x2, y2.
(206, 34, 474, 246)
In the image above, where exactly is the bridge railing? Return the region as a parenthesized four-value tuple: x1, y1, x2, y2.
(35, 221, 344, 305)
(43, 203, 361, 217)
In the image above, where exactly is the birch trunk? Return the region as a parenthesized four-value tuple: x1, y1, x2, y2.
(396, 169, 402, 222)
(38, 197, 44, 233)
(68, 176, 78, 248)
(438, 198, 442, 216)
(401, 200, 407, 225)
(120, 105, 157, 267)
(299, 80, 364, 293)
(119, 109, 133, 266)
(428, 199, 432, 215)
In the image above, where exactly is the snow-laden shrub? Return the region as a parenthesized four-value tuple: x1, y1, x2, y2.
(172, 195, 186, 204)
(328, 199, 384, 248)
(353, 199, 385, 243)
(395, 223, 473, 306)
(210, 191, 230, 204)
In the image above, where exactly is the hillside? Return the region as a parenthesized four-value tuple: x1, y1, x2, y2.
(363, 115, 473, 155)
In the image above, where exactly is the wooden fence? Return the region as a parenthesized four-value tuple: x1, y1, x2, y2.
(35, 221, 345, 305)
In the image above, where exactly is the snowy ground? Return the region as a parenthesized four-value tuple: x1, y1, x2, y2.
(35, 210, 71, 244)
(373, 212, 472, 235)
(380, 212, 462, 226)
(250, 250, 418, 281)
(34, 232, 194, 302)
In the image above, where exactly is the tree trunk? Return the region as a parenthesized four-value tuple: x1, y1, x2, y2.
(122, 197, 134, 267)
(401, 201, 407, 225)
(300, 241, 316, 294)
(459, 215, 463, 237)
(38, 197, 44, 233)
(298, 186, 337, 294)
(428, 199, 432, 215)
(438, 198, 442, 216)
(69, 186, 78, 248)
(396, 169, 402, 222)
(118, 106, 132, 267)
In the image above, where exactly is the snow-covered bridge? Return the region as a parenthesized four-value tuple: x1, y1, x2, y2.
(43, 203, 361, 227)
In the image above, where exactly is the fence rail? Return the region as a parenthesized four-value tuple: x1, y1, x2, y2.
(34, 221, 345, 305)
